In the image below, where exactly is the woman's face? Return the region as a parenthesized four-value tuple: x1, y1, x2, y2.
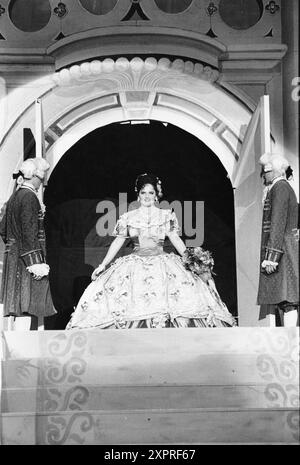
(138, 183, 156, 207)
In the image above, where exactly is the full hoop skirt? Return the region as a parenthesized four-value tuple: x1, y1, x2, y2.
(66, 252, 236, 329)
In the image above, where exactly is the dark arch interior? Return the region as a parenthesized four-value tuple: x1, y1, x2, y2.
(44, 121, 237, 329)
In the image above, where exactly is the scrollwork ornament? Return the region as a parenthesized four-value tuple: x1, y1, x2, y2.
(44, 357, 87, 384)
(286, 385, 300, 408)
(265, 1, 280, 15)
(286, 411, 300, 441)
(62, 386, 90, 411)
(48, 331, 88, 357)
(41, 388, 61, 411)
(41, 386, 90, 412)
(256, 354, 277, 381)
(249, 329, 290, 356)
(257, 354, 296, 384)
(279, 359, 297, 383)
(46, 413, 94, 445)
(264, 383, 288, 407)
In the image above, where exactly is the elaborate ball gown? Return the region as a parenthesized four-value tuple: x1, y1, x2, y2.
(66, 208, 236, 329)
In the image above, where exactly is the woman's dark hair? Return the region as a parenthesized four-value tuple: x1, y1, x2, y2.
(134, 173, 163, 198)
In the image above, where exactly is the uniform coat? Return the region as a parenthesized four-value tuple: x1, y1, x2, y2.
(0, 186, 55, 317)
(257, 179, 299, 305)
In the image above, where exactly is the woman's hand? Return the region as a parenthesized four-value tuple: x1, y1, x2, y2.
(91, 264, 106, 281)
(199, 271, 212, 284)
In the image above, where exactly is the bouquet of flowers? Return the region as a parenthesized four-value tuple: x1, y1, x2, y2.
(182, 246, 214, 280)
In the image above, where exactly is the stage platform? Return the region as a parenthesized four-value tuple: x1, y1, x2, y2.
(0, 327, 299, 445)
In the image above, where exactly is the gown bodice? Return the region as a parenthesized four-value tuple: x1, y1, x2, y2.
(112, 208, 179, 256)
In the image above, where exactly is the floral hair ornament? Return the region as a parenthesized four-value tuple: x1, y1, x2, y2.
(135, 173, 163, 198)
(156, 177, 163, 198)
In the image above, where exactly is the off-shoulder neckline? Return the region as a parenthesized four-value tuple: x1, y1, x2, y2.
(120, 208, 174, 228)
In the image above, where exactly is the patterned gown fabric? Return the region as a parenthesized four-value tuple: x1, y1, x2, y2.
(0, 187, 55, 317)
(66, 208, 236, 329)
(257, 179, 299, 305)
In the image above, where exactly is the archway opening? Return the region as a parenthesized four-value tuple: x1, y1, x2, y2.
(44, 120, 237, 329)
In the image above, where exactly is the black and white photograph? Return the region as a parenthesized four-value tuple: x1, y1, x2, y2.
(0, 0, 299, 448)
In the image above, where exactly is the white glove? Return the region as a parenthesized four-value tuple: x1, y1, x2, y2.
(27, 263, 50, 280)
(261, 260, 278, 274)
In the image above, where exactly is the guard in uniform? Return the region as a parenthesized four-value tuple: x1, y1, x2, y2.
(0, 158, 56, 330)
(257, 153, 299, 326)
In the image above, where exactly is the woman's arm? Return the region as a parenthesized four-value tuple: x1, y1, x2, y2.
(102, 236, 126, 266)
(168, 231, 212, 283)
(92, 236, 126, 280)
(167, 231, 187, 256)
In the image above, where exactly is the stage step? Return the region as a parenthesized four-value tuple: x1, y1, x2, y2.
(2, 407, 297, 445)
(2, 384, 279, 412)
(1, 328, 299, 444)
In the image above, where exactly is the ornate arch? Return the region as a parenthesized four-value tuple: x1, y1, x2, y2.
(0, 56, 252, 202)
(46, 57, 250, 180)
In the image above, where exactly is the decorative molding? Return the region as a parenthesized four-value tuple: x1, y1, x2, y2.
(265, 1, 280, 15)
(206, 27, 218, 38)
(54, 32, 66, 41)
(264, 28, 273, 38)
(51, 57, 220, 88)
(53, 2, 68, 19)
(0, 0, 284, 56)
(219, 44, 288, 73)
(46, 26, 226, 69)
(220, 44, 287, 60)
(121, 0, 150, 21)
(206, 2, 218, 16)
(45, 94, 120, 148)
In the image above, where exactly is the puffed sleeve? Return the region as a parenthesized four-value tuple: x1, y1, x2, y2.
(112, 213, 128, 237)
(167, 209, 180, 234)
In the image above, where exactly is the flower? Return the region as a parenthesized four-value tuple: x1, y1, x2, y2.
(182, 247, 214, 277)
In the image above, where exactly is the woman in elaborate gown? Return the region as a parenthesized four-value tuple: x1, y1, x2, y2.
(66, 173, 236, 329)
